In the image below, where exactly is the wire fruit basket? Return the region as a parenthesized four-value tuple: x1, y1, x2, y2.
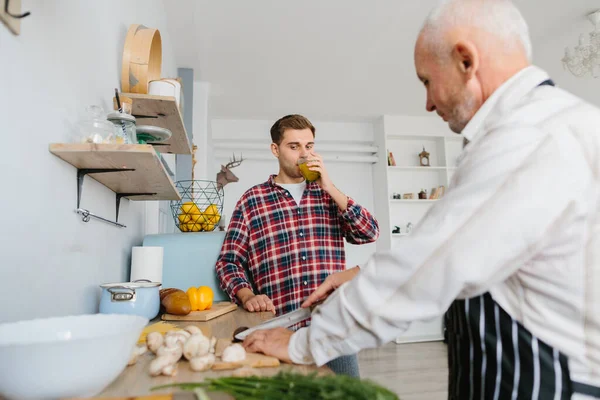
(170, 180, 224, 232)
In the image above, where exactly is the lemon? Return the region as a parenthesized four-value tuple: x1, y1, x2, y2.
(190, 213, 207, 224)
(179, 223, 189, 232)
(203, 223, 215, 232)
(180, 202, 201, 215)
(204, 204, 220, 224)
(178, 213, 192, 224)
(186, 222, 202, 232)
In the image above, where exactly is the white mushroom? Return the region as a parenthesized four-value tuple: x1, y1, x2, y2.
(149, 356, 178, 377)
(183, 333, 211, 360)
(170, 329, 191, 339)
(161, 363, 178, 377)
(157, 335, 183, 362)
(222, 343, 247, 363)
(166, 330, 189, 347)
(137, 344, 148, 356)
(184, 325, 202, 335)
(146, 332, 163, 354)
(163, 334, 180, 349)
(127, 344, 149, 366)
(189, 353, 216, 372)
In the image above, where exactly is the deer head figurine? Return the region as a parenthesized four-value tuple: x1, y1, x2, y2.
(216, 153, 244, 189)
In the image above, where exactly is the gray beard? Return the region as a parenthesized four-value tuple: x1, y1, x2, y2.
(449, 92, 477, 133)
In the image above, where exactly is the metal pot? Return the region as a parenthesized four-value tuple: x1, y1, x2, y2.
(99, 279, 160, 320)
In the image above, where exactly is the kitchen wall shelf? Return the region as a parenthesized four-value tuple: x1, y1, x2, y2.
(49, 143, 181, 228)
(116, 93, 191, 155)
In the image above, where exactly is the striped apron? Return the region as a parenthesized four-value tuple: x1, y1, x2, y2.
(445, 293, 600, 399)
(445, 78, 600, 398)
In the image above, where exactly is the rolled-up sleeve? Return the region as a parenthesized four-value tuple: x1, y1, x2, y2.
(339, 197, 380, 244)
(215, 201, 252, 302)
(289, 129, 590, 366)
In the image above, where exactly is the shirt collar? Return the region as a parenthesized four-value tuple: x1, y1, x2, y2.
(461, 65, 551, 144)
(268, 174, 316, 189)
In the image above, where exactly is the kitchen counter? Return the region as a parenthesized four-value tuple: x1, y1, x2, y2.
(98, 308, 330, 399)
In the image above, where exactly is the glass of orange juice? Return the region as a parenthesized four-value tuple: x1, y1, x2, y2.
(297, 157, 320, 182)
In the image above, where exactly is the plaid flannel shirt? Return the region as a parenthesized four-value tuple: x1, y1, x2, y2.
(215, 175, 379, 328)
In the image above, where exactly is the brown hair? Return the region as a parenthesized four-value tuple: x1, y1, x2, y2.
(270, 114, 316, 145)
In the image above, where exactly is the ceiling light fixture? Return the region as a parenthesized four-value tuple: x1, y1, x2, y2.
(562, 10, 600, 78)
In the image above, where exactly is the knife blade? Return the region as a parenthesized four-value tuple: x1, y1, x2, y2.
(234, 307, 312, 341)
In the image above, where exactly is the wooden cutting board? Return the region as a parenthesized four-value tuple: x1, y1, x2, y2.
(212, 338, 280, 370)
(161, 302, 237, 321)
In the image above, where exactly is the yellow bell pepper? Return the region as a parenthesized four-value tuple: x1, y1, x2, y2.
(186, 286, 214, 311)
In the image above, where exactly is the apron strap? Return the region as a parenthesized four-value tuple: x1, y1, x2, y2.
(572, 381, 600, 397)
(538, 79, 555, 87)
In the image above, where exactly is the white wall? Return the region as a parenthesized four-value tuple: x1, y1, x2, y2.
(0, 0, 178, 322)
(207, 119, 379, 268)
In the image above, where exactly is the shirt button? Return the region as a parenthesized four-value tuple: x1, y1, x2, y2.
(299, 232, 304, 237)
(303, 281, 308, 285)
(302, 256, 306, 261)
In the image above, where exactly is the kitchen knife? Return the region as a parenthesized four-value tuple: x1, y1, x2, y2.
(233, 306, 312, 341)
(233, 300, 325, 341)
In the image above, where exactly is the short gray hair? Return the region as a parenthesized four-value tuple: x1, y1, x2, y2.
(420, 0, 532, 62)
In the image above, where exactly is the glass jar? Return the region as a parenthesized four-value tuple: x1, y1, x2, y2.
(74, 105, 116, 144)
(107, 112, 137, 144)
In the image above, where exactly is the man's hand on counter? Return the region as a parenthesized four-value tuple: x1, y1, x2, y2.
(243, 327, 293, 363)
(237, 288, 276, 314)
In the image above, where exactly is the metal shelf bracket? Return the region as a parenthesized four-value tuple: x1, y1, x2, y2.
(75, 168, 156, 228)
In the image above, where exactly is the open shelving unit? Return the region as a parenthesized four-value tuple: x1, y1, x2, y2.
(49, 143, 181, 228)
(50, 94, 190, 228)
(372, 117, 464, 344)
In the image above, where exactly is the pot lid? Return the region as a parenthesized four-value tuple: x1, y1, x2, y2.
(100, 280, 160, 289)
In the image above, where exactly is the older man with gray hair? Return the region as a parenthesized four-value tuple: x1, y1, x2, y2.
(243, 0, 600, 398)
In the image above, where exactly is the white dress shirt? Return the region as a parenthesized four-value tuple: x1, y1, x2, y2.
(289, 66, 600, 389)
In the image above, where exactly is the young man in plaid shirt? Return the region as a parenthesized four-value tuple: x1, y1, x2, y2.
(215, 114, 380, 376)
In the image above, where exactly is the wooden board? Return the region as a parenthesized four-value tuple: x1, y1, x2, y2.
(212, 338, 280, 370)
(49, 143, 180, 201)
(0, 0, 22, 35)
(161, 302, 238, 321)
(119, 93, 191, 155)
(71, 394, 195, 400)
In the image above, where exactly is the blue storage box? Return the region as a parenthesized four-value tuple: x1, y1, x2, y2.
(143, 232, 230, 302)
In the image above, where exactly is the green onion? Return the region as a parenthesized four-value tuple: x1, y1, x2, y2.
(151, 372, 399, 399)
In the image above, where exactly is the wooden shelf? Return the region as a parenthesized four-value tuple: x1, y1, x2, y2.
(49, 143, 181, 201)
(120, 93, 192, 155)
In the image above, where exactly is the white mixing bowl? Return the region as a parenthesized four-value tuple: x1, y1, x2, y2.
(0, 313, 148, 399)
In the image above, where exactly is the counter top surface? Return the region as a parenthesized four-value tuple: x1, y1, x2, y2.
(98, 308, 330, 399)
